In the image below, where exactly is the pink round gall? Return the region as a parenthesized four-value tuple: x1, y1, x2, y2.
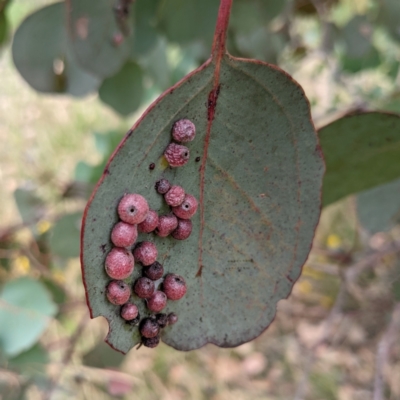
(172, 219, 192, 240)
(140, 317, 160, 338)
(172, 194, 198, 219)
(138, 210, 159, 233)
(105, 247, 134, 280)
(147, 290, 167, 313)
(111, 221, 138, 247)
(118, 194, 149, 224)
(164, 143, 190, 167)
(155, 214, 178, 237)
(164, 185, 185, 207)
(106, 280, 131, 305)
(172, 119, 196, 142)
(120, 303, 139, 321)
(133, 241, 158, 266)
(163, 273, 187, 300)
(133, 277, 155, 299)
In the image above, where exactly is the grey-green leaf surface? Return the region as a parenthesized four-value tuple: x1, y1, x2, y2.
(49, 212, 82, 259)
(81, 54, 324, 353)
(0, 278, 57, 356)
(99, 62, 144, 116)
(320, 112, 400, 207)
(357, 178, 400, 234)
(12, 2, 99, 96)
(67, 0, 134, 79)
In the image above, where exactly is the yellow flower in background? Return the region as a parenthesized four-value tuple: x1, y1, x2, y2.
(326, 234, 342, 251)
(37, 220, 52, 234)
(14, 255, 30, 274)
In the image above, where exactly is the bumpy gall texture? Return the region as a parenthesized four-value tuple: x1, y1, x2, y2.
(164, 143, 190, 167)
(120, 303, 139, 321)
(156, 214, 178, 237)
(105, 248, 134, 280)
(147, 290, 167, 313)
(143, 261, 164, 280)
(172, 219, 192, 240)
(106, 280, 131, 305)
(118, 194, 149, 224)
(155, 178, 171, 194)
(111, 222, 138, 248)
(155, 313, 168, 328)
(133, 277, 155, 299)
(142, 335, 160, 348)
(140, 317, 160, 338)
(138, 210, 159, 233)
(172, 194, 198, 220)
(164, 185, 185, 207)
(172, 119, 196, 142)
(133, 241, 158, 266)
(167, 312, 178, 325)
(163, 274, 187, 300)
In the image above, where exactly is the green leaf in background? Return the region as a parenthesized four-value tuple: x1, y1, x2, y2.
(0, 7, 9, 48)
(0, 278, 57, 357)
(380, 0, 400, 42)
(99, 62, 144, 116)
(9, 344, 48, 370)
(357, 178, 400, 234)
(83, 341, 124, 368)
(82, 53, 324, 353)
(14, 187, 45, 228)
(49, 212, 82, 259)
(320, 112, 400, 207)
(130, 0, 159, 57)
(67, 0, 134, 79)
(157, 0, 219, 46)
(12, 2, 99, 96)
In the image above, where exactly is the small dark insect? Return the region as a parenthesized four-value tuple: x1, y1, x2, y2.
(195, 156, 201, 162)
(149, 163, 155, 170)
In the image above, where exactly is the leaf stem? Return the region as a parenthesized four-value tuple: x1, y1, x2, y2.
(211, 0, 233, 58)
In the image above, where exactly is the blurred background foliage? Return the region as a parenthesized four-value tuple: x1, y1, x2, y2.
(0, 0, 400, 398)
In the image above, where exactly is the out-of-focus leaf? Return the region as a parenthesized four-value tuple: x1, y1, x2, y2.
(12, 2, 99, 96)
(156, 0, 219, 46)
(341, 46, 381, 73)
(130, 0, 159, 57)
(320, 111, 400, 206)
(41, 278, 67, 305)
(14, 187, 45, 226)
(357, 178, 400, 234)
(49, 212, 82, 259)
(380, 0, 400, 42)
(234, 28, 285, 64)
(99, 62, 144, 116)
(0, 8, 9, 47)
(139, 37, 170, 90)
(9, 344, 48, 369)
(342, 16, 373, 58)
(0, 278, 57, 357)
(83, 341, 124, 368)
(67, 0, 134, 78)
(82, 53, 324, 353)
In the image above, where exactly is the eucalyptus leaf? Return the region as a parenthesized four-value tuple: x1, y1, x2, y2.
(12, 2, 99, 96)
(357, 178, 400, 234)
(0, 278, 57, 357)
(82, 53, 324, 353)
(320, 112, 400, 207)
(49, 212, 82, 259)
(99, 62, 144, 116)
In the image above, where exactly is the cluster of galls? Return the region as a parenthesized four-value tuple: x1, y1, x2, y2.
(164, 119, 196, 167)
(105, 190, 194, 347)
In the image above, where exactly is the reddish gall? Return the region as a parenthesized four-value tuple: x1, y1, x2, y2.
(118, 194, 149, 224)
(105, 247, 134, 280)
(106, 280, 131, 305)
(111, 221, 138, 247)
(164, 143, 190, 167)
